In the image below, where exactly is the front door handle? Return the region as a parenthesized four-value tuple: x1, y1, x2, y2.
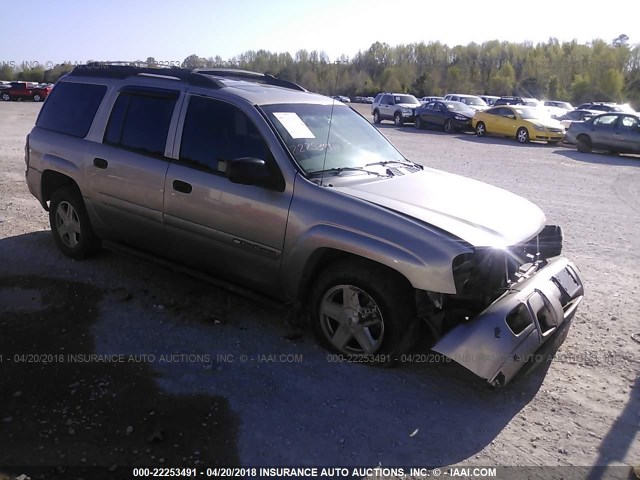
(93, 158, 108, 169)
(172, 180, 192, 194)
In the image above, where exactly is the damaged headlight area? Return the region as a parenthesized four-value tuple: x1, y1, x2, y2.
(420, 225, 583, 387)
(453, 224, 564, 302)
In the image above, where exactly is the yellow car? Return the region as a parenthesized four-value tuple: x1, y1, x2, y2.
(472, 105, 566, 144)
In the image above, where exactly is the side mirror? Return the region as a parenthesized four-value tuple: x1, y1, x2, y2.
(226, 157, 284, 192)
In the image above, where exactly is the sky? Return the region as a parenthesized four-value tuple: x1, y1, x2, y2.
(1, 0, 636, 68)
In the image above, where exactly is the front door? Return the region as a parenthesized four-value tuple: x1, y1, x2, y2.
(163, 95, 293, 294)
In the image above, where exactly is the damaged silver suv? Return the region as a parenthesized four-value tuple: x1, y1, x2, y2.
(25, 64, 584, 387)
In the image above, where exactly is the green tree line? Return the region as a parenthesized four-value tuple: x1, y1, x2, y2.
(3, 36, 639, 107)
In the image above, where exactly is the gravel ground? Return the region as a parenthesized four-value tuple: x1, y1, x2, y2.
(0, 101, 638, 479)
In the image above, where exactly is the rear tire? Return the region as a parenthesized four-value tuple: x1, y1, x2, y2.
(49, 186, 101, 259)
(373, 110, 381, 124)
(33, 94, 42, 102)
(310, 259, 417, 362)
(415, 117, 423, 129)
(1, 93, 10, 101)
(576, 135, 592, 153)
(475, 121, 486, 137)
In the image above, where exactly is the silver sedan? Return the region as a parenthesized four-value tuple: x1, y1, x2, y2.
(565, 112, 640, 154)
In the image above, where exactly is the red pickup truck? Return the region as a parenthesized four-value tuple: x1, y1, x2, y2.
(1, 82, 52, 102)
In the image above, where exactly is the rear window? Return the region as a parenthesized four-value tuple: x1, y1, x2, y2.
(36, 82, 107, 138)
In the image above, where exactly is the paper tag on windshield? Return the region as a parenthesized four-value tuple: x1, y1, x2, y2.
(273, 112, 316, 139)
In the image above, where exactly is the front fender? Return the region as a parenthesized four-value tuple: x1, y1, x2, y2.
(281, 223, 459, 299)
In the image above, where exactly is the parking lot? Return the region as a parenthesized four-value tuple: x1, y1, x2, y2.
(0, 101, 638, 476)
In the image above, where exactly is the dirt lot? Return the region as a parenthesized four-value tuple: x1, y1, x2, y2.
(0, 101, 638, 479)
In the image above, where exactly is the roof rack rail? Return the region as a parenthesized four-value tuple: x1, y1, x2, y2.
(195, 68, 307, 92)
(67, 62, 223, 88)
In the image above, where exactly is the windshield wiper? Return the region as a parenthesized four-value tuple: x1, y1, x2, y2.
(365, 159, 423, 169)
(309, 166, 388, 177)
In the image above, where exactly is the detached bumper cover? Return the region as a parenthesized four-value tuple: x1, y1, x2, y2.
(433, 257, 584, 387)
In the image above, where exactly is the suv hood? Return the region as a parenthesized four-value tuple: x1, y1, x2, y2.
(397, 103, 419, 109)
(334, 168, 546, 247)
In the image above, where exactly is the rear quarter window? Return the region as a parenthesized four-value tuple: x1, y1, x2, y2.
(36, 82, 107, 138)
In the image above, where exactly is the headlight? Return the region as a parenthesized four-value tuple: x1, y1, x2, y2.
(402, 107, 411, 113)
(533, 124, 546, 132)
(452, 253, 475, 293)
(454, 115, 467, 121)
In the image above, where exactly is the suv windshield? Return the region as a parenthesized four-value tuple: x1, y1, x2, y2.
(394, 95, 419, 105)
(262, 104, 407, 175)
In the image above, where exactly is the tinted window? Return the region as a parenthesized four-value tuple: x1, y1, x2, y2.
(36, 82, 107, 138)
(104, 90, 178, 157)
(180, 96, 271, 173)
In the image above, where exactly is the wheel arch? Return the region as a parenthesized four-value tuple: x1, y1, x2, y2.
(40, 170, 81, 211)
(294, 248, 415, 305)
(282, 221, 463, 303)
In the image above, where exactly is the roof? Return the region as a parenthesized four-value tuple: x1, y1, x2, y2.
(66, 63, 334, 106)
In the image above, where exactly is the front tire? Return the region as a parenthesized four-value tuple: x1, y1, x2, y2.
(394, 112, 404, 127)
(33, 94, 42, 102)
(577, 135, 592, 153)
(444, 119, 455, 133)
(1, 93, 10, 101)
(310, 259, 417, 361)
(516, 127, 530, 144)
(49, 186, 101, 259)
(415, 117, 423, 129)
(475, 121, 486, 137)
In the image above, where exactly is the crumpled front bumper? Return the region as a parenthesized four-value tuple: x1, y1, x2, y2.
(433, 257, 584, 387)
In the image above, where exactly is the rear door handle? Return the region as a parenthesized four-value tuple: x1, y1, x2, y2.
(93, 158, 108, 169)
(172, 180, 192, 194)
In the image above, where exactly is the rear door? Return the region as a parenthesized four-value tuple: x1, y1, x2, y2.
(88, 86, 181, 254)
(163, 95, 293, 294)
(380, 94, 393, 119)
(614, 115, 640, 153)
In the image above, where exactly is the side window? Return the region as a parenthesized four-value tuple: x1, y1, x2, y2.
(620, 116, 639, 129)
(36, 82, 107, 138)
(104, 88, 178, 157)
(179, 96, 271, 174)
(593, 115, 618, 126)
(381, 95, 392, 105)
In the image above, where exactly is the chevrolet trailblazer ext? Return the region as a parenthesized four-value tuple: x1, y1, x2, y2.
(25, 64, 584, 386)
